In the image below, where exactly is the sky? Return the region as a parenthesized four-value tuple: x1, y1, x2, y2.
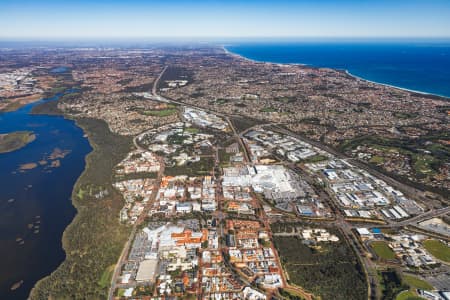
(1, 0, 450, 39)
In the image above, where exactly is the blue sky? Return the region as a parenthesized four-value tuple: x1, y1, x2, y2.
(1, 0, 450, 38)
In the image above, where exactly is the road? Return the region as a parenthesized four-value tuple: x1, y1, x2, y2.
(110, 65, 447, 300)
(108, 150, 165, 299)
(225, 116, 251, 163)
(108, 69, 168, 299)
(149, 68, 443, 209)
(270, 125, 436, 205)
(374, 206, 450, 228)
(248, 126, 380, 299)
(152, 66, 167, 96)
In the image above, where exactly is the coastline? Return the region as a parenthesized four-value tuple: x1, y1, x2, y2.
(344, 70, 450, 100)
(223, 45, 450, 101)
(223, 44, 450, 199)
(14, 44, 449, 297)
(222, 45, 308, 67)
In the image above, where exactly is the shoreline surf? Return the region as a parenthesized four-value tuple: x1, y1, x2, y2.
(223, 45, 450, 100)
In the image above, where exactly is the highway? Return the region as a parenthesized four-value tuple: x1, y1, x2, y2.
(270, 125, 438, 205)
(152, 66, 167, 96)
(108, 146, 165, 299)
(108, 67, 168, 299)
(108, 66, 448, 300)
(148, 66, 445, 209)
(373, 206, 450, 228)
(225, 116, 251, 163)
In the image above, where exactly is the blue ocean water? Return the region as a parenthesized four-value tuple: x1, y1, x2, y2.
(226, 40, 450, 98)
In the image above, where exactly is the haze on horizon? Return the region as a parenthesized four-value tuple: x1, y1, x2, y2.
(1, 0, 450, 39)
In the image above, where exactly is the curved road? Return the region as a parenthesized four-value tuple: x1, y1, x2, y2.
(108, 65, 448, 300)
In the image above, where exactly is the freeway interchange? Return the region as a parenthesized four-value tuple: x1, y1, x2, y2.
(108, 66, 449, 300)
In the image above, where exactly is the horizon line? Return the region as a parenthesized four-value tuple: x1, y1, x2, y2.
(1, 36, 450, 41)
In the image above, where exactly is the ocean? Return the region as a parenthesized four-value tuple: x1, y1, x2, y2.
(226, 40, 450, 98)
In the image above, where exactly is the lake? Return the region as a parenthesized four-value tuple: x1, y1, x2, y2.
(0, 93, 91, 299)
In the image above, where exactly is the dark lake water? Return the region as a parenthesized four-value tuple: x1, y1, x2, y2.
(226, 40, 450, 98)
(0, 94, 91, 299)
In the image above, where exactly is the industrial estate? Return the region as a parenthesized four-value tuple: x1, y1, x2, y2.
(0, 45, 449, 300)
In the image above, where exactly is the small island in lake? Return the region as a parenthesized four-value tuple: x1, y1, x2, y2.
(0, 131, 36, 154)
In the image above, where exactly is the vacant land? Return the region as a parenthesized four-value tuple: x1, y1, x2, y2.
(273, 235, 367, 300)
(396, 290, 424, 300)
(143, 108, 178, 117)
(0, 131, 35, 153)
(98, 264, 115, 290)
(402, 274, 433, 290)
(301, 154, 329, 164)
(423, 239, 450, 263)
(165, 157, 214, 177)
(230, 116, 262, 133)
(371, 241, 396, 260)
